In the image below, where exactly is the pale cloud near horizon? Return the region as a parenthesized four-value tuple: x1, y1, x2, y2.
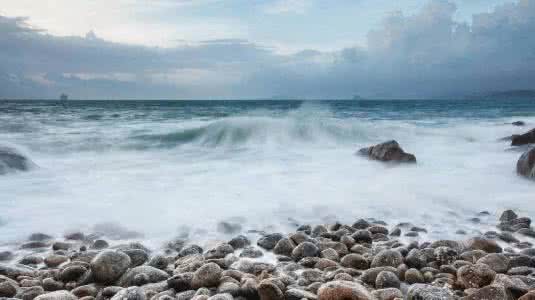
(263, 0, 311, 15)
(0, 0, 244, 47)
(0, 0, 534, 99)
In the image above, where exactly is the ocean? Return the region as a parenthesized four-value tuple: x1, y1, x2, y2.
(0, 99, 534, 248)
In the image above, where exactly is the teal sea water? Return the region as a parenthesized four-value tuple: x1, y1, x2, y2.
(0, 99, 534, 245)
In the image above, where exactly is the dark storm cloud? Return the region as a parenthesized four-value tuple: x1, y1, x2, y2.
(1, 0, 535, 99)
(246, 0, 535, 99)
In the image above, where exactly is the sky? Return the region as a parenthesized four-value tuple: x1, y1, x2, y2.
(0, 0, 534, 99)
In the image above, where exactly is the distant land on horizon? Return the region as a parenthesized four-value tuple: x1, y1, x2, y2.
(1, 90, 535, 101)
(466, 89, 535, 100)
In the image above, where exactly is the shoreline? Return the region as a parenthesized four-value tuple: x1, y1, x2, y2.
(1, 210, 535, 299)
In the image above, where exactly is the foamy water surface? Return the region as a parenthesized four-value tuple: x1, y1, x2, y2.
(0, 100, 534, 249)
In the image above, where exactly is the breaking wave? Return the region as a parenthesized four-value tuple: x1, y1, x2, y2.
(132, 116, 369, 148)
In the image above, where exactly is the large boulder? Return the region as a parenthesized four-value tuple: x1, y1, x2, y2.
(0, 146, 34, 175)
(358, 140, 416, 163)
(517, 148, 535, 180)
(512, 129, 535, 146)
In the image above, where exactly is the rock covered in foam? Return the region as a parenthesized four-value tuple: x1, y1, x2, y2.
(517, 148, 535, 180)
(0, 145, 34, 174)
(358, 140, 416, 163)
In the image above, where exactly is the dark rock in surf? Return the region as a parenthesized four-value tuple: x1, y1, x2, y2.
(0, 146, 34, 175)
(0, 251, 14, 262)
(217, 221, 242, 234)
(513, 121, 526, 126)
(358, 140, 416, 163)
(517, 148, 535, 180)
(512, 128, 535, 146)
(500, 210, 518, 222)
(228, 235, 250, 249)
(257, 233, 284, 250)
(28, 233, 52, 242)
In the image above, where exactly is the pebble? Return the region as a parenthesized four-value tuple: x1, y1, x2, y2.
(292, 242, 320, 261)
(317, 280, 371, 300)
(90, 250, 131, 284)
(257, 280, 284, 300)
(340, 254, 368, 269)
(406, 284, 456, 300)
(370, 249, 403, 268)
(457, 263, 496, 289)
(228, 235, 250, 249)
(257, 233, 284, 250)
(466, 237, 502, 253)
(405, 268, 424, 284)
(1, 209, 534, 300)
(371, 288, 403, 300)
(34, 290, 77, 300)
(110, 287, 146, 300)
(0, 280, 18, 297)
(375, 270, 400, 289)
(273, 238, 296, 257)
(191, 263, 222, 289)
(118, 266, 169, 287)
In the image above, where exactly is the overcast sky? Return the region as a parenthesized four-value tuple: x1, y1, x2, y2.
(1, 0, 534, 99)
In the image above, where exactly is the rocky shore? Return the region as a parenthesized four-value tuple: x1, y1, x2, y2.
(2, 211, 535, 300)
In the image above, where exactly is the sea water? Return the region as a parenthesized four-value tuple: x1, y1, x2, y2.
(0, 99, 534, 248)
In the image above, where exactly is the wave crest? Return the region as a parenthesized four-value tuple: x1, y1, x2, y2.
(132, 116, 366, 148)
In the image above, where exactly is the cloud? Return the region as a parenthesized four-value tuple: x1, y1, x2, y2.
(0, 15, 279, 99)
(263, 0, 311, 15)
(248, 0, 535, 98)
(1, 0, 535, 99)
